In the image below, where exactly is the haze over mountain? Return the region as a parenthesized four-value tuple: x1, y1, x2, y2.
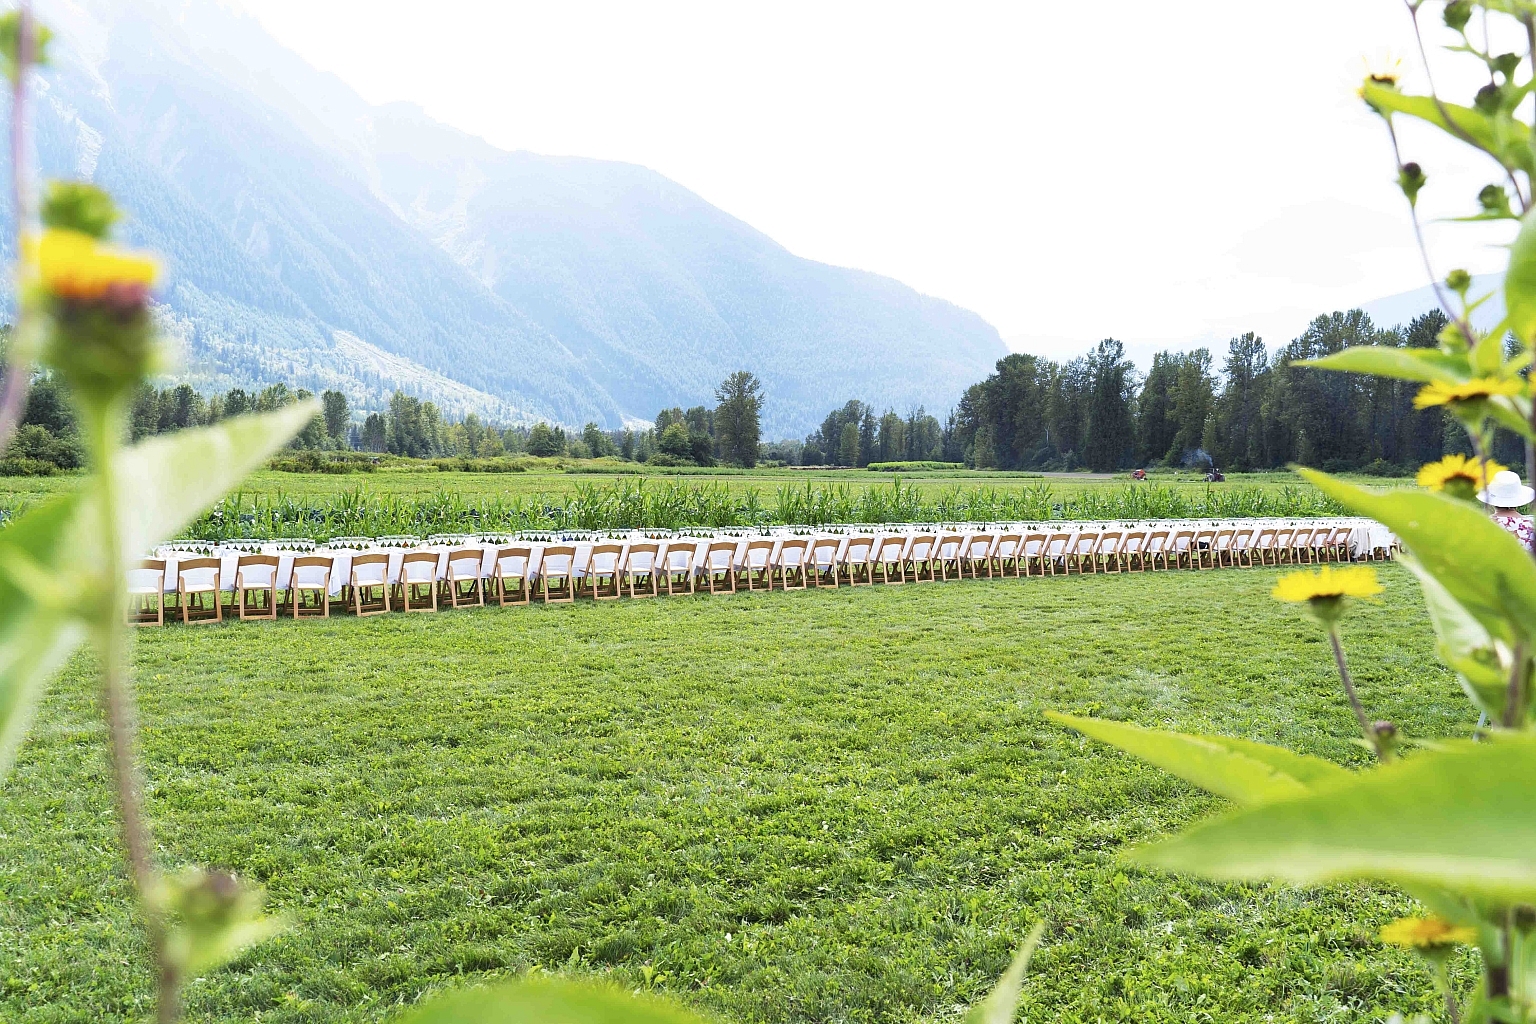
(8, 0, 1007, 434)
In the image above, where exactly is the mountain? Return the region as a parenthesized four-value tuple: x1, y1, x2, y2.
(10, 0, 1007, 435)
(1358, 273, 1504, 336)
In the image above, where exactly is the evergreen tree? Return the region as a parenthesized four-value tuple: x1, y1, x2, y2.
(321, 390, 349, 442)
(1083, 339, 1135, 472)
(713, 370, 763, 468)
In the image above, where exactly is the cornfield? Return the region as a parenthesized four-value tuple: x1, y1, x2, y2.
(177, 478, 1348, 542)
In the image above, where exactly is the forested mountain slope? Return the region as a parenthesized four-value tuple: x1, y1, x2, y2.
(6, 0, 1006, 433)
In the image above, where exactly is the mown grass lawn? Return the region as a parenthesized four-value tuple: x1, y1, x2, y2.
(0, 564, 1471, 1023)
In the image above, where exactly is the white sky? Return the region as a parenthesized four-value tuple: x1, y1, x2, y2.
(238, 0, 1518, 364)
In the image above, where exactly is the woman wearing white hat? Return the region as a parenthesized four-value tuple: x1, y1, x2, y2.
(1480, 469, 1536, 547)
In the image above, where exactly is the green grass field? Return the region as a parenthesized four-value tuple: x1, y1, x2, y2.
(0, 564, 1468, 1023)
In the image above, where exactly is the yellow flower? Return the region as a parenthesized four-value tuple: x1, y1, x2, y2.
(1416, 454, 1505, 491)
(1380, 917, 1478, 949)
(1272, 566, 1383, 606)
(1413, 377, 1524, 409)
(31, 228, 156, 304)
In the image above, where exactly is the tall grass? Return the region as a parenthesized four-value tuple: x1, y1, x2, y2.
(179, 477, 1348, 542)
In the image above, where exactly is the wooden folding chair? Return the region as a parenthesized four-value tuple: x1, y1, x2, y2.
(743, 539, 776, 591)
(993, 533, 1022, 578)
(1020, 532, 1048, 576)
(1065, 531, 1099, 574)
(1145, 529, 1172, 570)
(873, 536, 907, 584)
(1188, 527, 1216, 569)
(1289, 525, 1318, 564)
(397, 551, 440, 612)
(1272, 526, 1296, 565)
(1094, 531, 1123, 573)
(490, 546, 532, 605)
(704, 540, 738, 594)
(661, 541, 696, 595)
(538, 545, 577, 603)
(962, 534, 996, 578)
(234, 553, 279, 621)
(585, 543, 624, 600)
(618, 542, 659, 598)
(1167, 528, 1196, 569)
(1207, 528, 1235, 569)
(1250, 527, 1278, 566)
(127, 558, 166, 626)
(1042, 531, 1072, 575)
(289, 555, 333, 619)
(904, 534, 938, 582)
(934, 534, 966, 580)
(807, 536, 841, 587)
(1121, 530, 1149, 571)
(1228, 526, 1256, 567)
(840, 535, 875, 586)
(176, 557, 222, 625)
(776, 538, 810, 590)
(442, 547, 487, 608)
(351, 553, 391, 616)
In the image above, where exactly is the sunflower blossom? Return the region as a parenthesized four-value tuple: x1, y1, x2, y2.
(32, 228, 156, 305)
(1413, 377, 1524, 409)
(1380, 916, 1477, 949)
(1272, 566, 1383, 603)
(1416, 453, 1505, 492)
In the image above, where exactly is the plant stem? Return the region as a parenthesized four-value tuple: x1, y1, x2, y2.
(1328, 625, 1381, 760)
(86, 403, 176, 1023)
(1504, 642, 1527, 729)
(0, 0, 36, 455)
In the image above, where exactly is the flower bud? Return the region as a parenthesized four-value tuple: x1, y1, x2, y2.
(1494, 52, 1522, 80)
(1398, 162, 1426, 206)
(1475, 82, 1503, 114)
(1446, 268, 1471, 294)
(1480, 183, 1511, 216)
(1444, 0, 1473, 30)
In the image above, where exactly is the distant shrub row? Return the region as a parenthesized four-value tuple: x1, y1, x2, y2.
(866, 461, 964, 472)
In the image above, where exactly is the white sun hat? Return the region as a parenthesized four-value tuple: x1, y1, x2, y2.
(1479, 469, 1536, 508)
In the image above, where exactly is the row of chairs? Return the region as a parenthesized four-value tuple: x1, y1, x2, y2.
(129, 521, 1378, 624)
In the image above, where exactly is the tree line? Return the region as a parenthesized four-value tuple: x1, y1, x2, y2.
(793, 307, 1500, 474)
(5, 307, 1492, 477)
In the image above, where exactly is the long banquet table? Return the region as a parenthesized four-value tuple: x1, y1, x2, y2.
(142, 517, 1398, 596)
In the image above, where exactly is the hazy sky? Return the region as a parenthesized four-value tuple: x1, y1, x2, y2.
(238, 0, 1515, 363)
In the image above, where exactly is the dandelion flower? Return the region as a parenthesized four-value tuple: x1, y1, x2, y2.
(1380, 917, 1477, 950)
(1416, 453, 1505, 492)
(1413, 377, 1524, 410)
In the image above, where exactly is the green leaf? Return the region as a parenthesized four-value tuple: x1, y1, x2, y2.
(154, 867, 286, 977)
(1398, 554, 1509, 718)
(0, 493, 90, 782)
(1509, 207, 1536, 345)
(1133, 736, 1536, 904)
(390, 976, 714, 1024)
(1361, 84, 1530, 169)
(1299, 346, 1470, 384)
(113, 402, 319, 557)
(1048, 712, 1347, 806)
(963, 921, 1046, 1024)
(1297, 468, 1536, 644)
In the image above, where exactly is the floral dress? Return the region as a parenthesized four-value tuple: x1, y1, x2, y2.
(1493, 511, 1535, 548)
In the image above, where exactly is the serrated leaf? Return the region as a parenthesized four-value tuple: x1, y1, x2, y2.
(1048, 712, 1347, 806)
(1297, 468, 1536, 644)
(1299, 346, 1470, 384)
(391, 977, 713, 1024)
(963, 921, 1046, 1024)
(1133, 737, 1536, 904)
